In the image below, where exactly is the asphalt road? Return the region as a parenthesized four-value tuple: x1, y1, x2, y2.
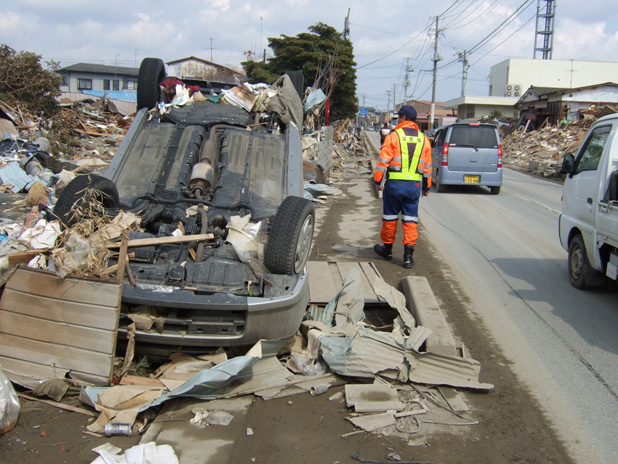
(419, 166, 618, 463)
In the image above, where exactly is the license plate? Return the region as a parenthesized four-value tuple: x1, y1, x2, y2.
(464, 175, 480, 183)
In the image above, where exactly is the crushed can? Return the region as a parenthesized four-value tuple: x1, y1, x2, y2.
(104, 423, 132, 437)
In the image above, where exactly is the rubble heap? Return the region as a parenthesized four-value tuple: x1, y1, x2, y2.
(500, 118, 594, 178)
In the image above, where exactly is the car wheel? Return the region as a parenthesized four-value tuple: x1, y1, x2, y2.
(53, 174, 120, 228)
(490, 186, 501, 195)
(265, 196, 315, 275)
(435, 173, 445, 193)
(568, 234, 604, 289)
(137, 58, 166, 110)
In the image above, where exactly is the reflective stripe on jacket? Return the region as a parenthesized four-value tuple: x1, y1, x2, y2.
(388, 127, 423, 181)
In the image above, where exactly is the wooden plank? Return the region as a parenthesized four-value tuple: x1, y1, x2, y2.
(0, 290, 118, 330)
(336, 262, 377, 300)
(0, 267, 121, 384)
(358, 262, 382, 301)
(0, 312, 116, 353)
(0, 356, 70, 380)
(18, 393, 96, 416)
(107, 233, 215, 248)
(306, 261, 339, 303)
(0, 333, 114, 378)
(5, 267, 120, 307)
(1, 356, 110, 386)
(307, 261, 386, 305)
(8, 250, 49, 265)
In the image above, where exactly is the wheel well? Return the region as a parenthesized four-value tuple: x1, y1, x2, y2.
(567, 228, 582, 247)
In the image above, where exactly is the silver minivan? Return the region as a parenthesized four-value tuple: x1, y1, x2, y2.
(431, 122, 503, 194)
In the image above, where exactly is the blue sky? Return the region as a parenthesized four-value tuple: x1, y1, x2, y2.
(1, 0, 616, 111)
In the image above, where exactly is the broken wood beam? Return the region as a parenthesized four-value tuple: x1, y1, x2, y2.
(18, 393, 96, 417)
(107, 233, 215, 248)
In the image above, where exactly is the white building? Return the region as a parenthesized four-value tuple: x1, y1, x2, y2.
(446, 58, 618, 121)
(488, 58, 618, 98)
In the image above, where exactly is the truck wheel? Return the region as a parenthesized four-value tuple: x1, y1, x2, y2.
(568, 234, 604, 289)
(265, 196, 315, 275)
(53, 174, 120, 228)
(137, 58, 166, 110)
(490, 186, 501, 195)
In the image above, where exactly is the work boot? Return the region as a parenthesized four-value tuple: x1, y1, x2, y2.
(373, 243, 393, 261)
(403, 245, 415, 269)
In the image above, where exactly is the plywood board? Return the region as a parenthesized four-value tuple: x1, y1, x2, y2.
(0, 267, 121, 385)
(307, 261, 384, 304)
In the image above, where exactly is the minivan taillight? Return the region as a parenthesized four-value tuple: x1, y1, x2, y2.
(498, 145, 503, 168)
(441, 144, 449, 166)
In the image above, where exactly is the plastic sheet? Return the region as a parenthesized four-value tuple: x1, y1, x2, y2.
(0, 366, 20, 434)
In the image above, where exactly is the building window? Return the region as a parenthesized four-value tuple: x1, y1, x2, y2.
(77, 78, 92, 90)
(61, 75, 68, 86)
(103, 79, 110, 90)
(113, 80, 120, 91)
(126, 80, 137, 90)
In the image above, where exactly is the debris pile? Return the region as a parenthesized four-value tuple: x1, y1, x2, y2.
(500, 118, 594, 178)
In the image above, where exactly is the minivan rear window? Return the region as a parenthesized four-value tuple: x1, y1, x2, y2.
(449, 125, 498, 149)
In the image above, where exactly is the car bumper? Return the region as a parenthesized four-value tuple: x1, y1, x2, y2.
(438, 168, 502, 186)
(117, 272, 309, 357)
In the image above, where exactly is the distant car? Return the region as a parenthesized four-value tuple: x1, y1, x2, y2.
(55, 58, 314, 359)
(430, 122, 503, 194)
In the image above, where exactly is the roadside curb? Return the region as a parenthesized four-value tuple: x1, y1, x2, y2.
(398, 275, 459, 357)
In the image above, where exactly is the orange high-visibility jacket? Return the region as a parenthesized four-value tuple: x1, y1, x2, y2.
(374, 120, 432, 187)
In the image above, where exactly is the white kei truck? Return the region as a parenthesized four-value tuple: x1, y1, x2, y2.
(559, 113, 618, 289)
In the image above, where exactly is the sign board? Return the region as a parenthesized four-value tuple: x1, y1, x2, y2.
(358, 107, 368, 116)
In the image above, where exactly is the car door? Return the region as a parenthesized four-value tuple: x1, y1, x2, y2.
(563, 122, 614, 245)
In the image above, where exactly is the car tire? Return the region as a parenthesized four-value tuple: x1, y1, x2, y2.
(285, 71, 305, 99)
(568, 234, 604, 289)
(435, 173, 445, 193)
(137, 58, 166, 110)
(53, 174, 120, 228)
(490, 186, 501, 195)
(265, 196, 315, 275)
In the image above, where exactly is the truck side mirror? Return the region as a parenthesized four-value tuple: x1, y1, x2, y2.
(561, 153, 575, 175)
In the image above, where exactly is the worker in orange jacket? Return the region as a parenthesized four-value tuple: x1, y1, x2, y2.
(373, 105, 432, 268)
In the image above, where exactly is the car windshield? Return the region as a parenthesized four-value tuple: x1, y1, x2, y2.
(449, 126, 498, 149)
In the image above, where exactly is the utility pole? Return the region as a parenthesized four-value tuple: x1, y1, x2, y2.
(430, 16, 441, 131)
(458, 50, 469, 97)
(386, 90, 391, 117)
(210, 38, 213, 61)
(403, 57, 412, 104)
(343, 8, 351, 39)
(393, 84, 397, 113)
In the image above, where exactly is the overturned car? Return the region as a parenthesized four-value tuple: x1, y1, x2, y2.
(54, 58, 314, 359)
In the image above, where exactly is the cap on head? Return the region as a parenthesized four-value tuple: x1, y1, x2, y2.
(397, 105, 417, 120)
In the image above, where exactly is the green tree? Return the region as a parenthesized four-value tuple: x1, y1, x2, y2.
(0, 44, 61, 115)
(242, 23, 357, 121)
